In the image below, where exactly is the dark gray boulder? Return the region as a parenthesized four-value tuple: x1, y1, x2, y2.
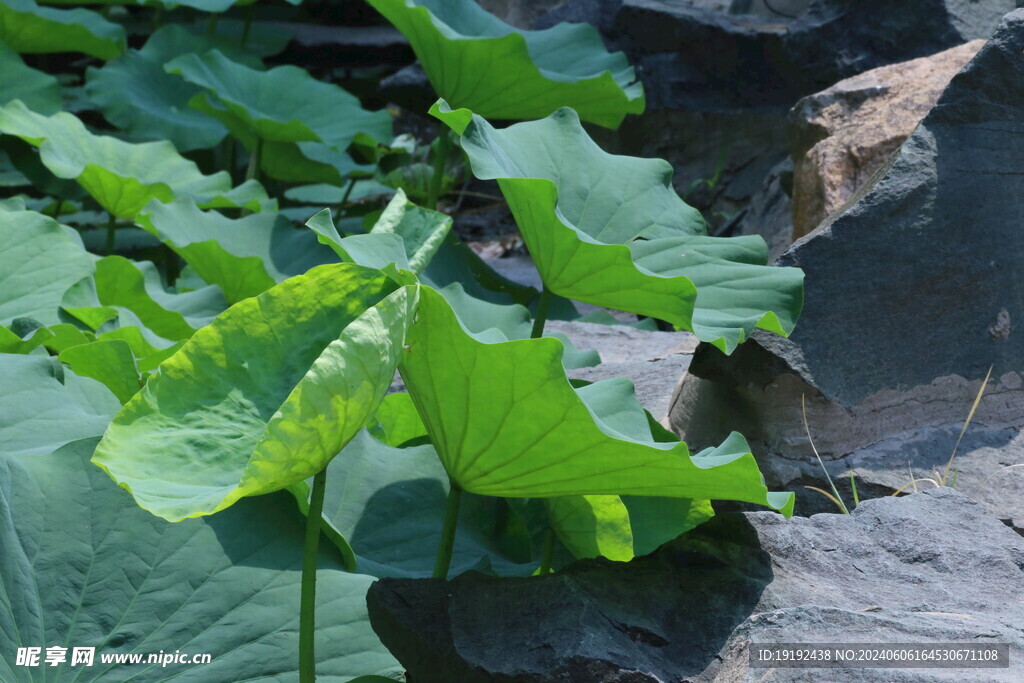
(368, 488, 1024, 681)
(669, 11, 1024, 518)
(616, 0, 1017, 111)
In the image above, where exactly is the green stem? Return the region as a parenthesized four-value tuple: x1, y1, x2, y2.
(222, 137, 236, 182)
(105, 213, 116, 254)
(530, 285, 552, 339)
(240, 4, 254, 50)
(244, 138, 262, 184)
(206, 12, 219, 36)
(538, 529, 555, 575)
(426, 130, 452, 210)
(336, 177, 357, 217)
(433, 482, 462, 579)
(50, 199, 63, 219)
(300, 468, 328, 683)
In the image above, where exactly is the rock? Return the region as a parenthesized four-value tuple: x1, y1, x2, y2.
(669, 12, 1024, 518)
(790, 40, 984, 238)
(734, 157, 793, 261)
(548, 320, 698, 422)
(477, 0, 574, 28)
(616, 0, 1014, 111)
(368, 488, 1024, 681)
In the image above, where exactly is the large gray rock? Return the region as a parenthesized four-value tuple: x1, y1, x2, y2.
(670, 11, 1024, 517)
(617, 0, 1016, 111)
(368, 488, 1024, 681)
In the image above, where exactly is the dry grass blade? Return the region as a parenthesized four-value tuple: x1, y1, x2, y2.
(941, 365, 993, 484)
(803, 394, 849, 514)
(804, 486, 846, 512)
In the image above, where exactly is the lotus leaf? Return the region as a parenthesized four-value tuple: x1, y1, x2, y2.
(0, 41, 60, 114)
(0, 101, 270, 218)
(434, 101, 804, 353)
(399, 286, 794, 513)
(367, 0, 643, 128)
(93, 263, 419, 522)
(0, 0, 125, 58)
(0, 440, 402, 681)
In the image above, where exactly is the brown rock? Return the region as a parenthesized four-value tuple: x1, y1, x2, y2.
(789, 39, 984, 238)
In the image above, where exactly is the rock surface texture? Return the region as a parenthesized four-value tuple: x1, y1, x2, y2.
(670, 12, 1024, 519)
(368, 488, 1024, 681)
(790, 40, 985, 238)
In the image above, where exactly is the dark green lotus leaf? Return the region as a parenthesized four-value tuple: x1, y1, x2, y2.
(0, 101, 270, 218)
(0, 42, 60, 114)
(306, 189, 452, 275)
(0, 440, 402, 681)
(0, 0, 125, 58)
(367, 0, 643, 128)
(85, 50, 228, 152)
(434, 102, 804, 353)
(93, 264, 419, 521)
(0, 354, 120, 457)
(166, 50, 391, 183)
(399, 286, 794, 514)
(138, 199, 336, 304)
(0, 208, 93, 327)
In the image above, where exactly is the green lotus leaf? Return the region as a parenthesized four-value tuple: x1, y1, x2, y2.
(85, 51, 228, 152)
(92, 255, 227, 340)
(0, 41, 60, 114)
(318, 429, 535, 578)
(306, 189, 452, 275)
(368, 392, 427, 447)
(166, 50, 391, 183)
(0, 354, 120, 457)
(545, 495, 634, 562)
(434, 102, 804, 353)
(0, 0, 125, 58)
(621, 495, 715, 556)
(0, 209, 94, 327)
(366, 0, 643, 128)
(0, 440, 402, 681)
(58, 339, 140, 404)
(93, 263, 420, 522)
(138, 199, 336, 304)
(0, 101, 270, 218)
(399, 286, 794, 514)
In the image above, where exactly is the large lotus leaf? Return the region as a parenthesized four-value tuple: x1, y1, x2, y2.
(545, 495, 634, 562)
(0, 41, 60, 114)
(138, 199, 336, 304)
(434, 102, 804, 353)
(93, 264, 419, 522)
(0, 354, 120, 457)
(368, 392, 427, 447)
(166, 50, 391, 182)
(306, 189, 452, 275)
(137, 24, 269, 67)
(317, 429, 535, 578)
(166, 50, 391, 147)
(366, 0, 642, 128)
(92, 256, 226, 340)
(85, 50, 228, 152)
(0, 0, 125, 58)
(0, 209, 93, 326)
(0, 101, 270, 218)
(0, 440, 402, 681)
(399, 286, 794, 513)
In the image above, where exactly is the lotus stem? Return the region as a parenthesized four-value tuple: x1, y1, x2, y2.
(244, 137, 262, 185)
(240, 5, 254, 50)
(299, 468, 328, 683)
(105, 213, 116, 254)
(530, 285, 552, 339)
(206, 13, 219, 36)
(433, 481, 461, 579)
(427, 129, 452, 210)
